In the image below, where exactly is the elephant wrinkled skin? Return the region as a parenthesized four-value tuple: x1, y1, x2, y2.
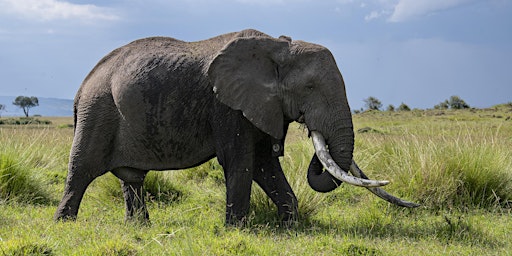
(54, 29, 418, 226)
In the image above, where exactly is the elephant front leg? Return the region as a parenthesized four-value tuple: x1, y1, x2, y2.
(253, 157, 298, 225)
(112, 168, 149, 223)
(224, 168, 253, 226)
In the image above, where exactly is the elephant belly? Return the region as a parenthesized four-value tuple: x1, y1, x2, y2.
(112, 86, 216, 170)
(115, 115, 216, 170)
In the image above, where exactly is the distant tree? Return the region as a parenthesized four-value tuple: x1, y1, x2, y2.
(448, 95, 470, 109)
(397, 102, 411, 111)
(434, 100, 449, 110)
(0, 104, 5, 118)
(13, 96, 39, 117)
(363, 96, 382, 111)
(386, 104, 395, 112)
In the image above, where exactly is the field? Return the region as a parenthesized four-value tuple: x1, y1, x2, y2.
(1, 107, 511, 255)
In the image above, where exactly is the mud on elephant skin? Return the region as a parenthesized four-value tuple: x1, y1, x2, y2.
(54, 29, 418, 226)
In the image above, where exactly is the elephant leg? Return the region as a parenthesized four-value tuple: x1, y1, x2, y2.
(54, 164, 101, 221)
(211, 107, 258, 226)
(224, 166, 254, 226)
(112, 168, 149, 223)
(253, 145, 298, 224)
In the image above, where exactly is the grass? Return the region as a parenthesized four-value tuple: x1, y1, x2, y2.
(0, 109, 511, 255)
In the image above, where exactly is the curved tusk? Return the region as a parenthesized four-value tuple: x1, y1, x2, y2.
(311, 131, 389, 188)
(350, 161, 421, 208)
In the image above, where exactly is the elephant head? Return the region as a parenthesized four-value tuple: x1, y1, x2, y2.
(208, 31, 418, 207)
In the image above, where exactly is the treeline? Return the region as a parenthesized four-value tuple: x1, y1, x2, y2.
(355, 95, 471, 113)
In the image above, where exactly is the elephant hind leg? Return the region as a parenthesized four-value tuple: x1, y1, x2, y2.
(54, 165, 102, 221)
(112, 167, 149, 223)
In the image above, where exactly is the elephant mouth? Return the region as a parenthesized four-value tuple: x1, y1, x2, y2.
(310, 131, 420, 208)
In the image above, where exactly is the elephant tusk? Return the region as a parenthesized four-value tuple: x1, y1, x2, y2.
(350, 161, 421, 208)
(311, 131, 389, 188)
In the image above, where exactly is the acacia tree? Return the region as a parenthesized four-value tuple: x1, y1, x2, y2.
(13, 96, 39, 117)
(363, 96, 382, 111)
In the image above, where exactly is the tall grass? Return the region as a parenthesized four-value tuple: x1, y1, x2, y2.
(0, 126, 69, 204)
(355, 115, 512, 211)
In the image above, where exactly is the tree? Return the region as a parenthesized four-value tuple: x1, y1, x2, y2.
(434, 100, 449, 110)
(397, 102, 411, 111)
(448, 95, 470, 109)
(434, 96, 470, 110)
(13, 96, 39, 117)
(0, 104, 5, 118)
(363, 96, 382, 111)
(386, 104, 395, 112)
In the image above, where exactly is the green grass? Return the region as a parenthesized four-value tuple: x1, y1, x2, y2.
(1, 111, 511, 255)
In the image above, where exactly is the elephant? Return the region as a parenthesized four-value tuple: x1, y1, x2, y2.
(54, 29, 418, 226)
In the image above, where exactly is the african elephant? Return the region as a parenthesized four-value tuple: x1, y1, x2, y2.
(54, 29, 418, 226)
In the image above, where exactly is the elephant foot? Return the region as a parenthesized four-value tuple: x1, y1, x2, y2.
(225, 211, 250, 228)
(53, 208, 78, 222)
(125, 205, 150, 225)
(125, 215, 151, 226)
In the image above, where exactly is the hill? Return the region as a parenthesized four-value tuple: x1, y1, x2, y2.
(0, 96, 73, 117)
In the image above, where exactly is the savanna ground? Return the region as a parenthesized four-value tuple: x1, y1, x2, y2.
(1, 106, 511, 255)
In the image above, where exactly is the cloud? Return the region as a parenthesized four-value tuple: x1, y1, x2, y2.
(0, 0, 119, 22)
(365, 10, 387, 21)
(388, 0, 474, 22)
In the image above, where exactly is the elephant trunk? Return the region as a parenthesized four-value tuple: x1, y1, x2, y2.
(307, 113, 391, 190)
(307, 121, 354, 192)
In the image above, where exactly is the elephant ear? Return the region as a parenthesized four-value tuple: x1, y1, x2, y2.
(208, 36, 290, 139)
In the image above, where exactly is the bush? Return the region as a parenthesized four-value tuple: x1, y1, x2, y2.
(0, 117, 51, 125)
(364, 97, 382, 111)
(397, 103, 411, 111)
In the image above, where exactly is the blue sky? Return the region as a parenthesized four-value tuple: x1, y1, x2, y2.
(0, 0, 511, 110)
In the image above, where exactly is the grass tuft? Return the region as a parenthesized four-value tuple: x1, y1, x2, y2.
(0, 240, 53, 255)
(0, 153, 52, 204)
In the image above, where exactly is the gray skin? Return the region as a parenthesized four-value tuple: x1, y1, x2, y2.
(54, 29, 354, 225)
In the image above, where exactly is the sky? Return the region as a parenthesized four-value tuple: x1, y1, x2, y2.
(0, 0, 511, 110)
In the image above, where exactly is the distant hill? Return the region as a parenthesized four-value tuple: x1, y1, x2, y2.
(0, 96, 73, 117)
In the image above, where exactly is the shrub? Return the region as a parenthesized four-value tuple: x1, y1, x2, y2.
(0, 117, 52, 125)
(397, 103, 411, 111)
(364, 96, 383, 111)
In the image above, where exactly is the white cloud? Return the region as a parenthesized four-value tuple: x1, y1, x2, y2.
(388, 0, 474, 22)
(365, 10, 384, 21)
(0, 0, 119, 22)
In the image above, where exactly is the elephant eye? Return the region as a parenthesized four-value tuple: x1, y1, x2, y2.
(305, 83, 315, 91)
